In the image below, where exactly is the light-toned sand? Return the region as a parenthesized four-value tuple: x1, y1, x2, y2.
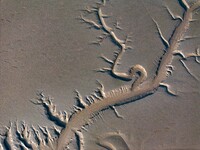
(0, 0, 200, 149)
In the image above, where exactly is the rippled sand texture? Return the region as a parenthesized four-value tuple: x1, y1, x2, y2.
(0, 0, 200, 149)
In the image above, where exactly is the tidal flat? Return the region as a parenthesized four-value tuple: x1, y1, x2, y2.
(0, 0, 200, 149)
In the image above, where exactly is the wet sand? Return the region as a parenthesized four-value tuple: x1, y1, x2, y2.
(0, 0, 200, 149)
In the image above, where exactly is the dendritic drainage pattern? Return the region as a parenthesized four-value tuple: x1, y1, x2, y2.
(0, 0, 200, 150)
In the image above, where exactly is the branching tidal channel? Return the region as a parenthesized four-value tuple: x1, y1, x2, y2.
(0, 0, 200, 150)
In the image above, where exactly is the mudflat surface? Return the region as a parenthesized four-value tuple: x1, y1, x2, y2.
(0, 0, 200, 149)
